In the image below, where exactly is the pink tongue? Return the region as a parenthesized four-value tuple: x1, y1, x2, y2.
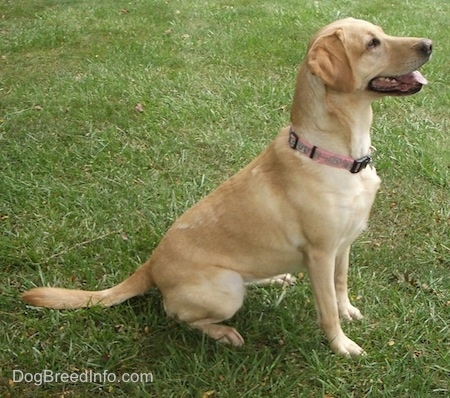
(397, 71, 428, 85)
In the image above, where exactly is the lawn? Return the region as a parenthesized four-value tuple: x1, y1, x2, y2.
(1, 0, 449, 397)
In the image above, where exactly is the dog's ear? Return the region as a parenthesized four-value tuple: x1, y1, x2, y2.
(307, 29, 355, 93)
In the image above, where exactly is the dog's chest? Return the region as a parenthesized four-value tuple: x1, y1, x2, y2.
(335, 172, 380, 243)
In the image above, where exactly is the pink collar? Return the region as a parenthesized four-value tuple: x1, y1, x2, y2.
(288, 128, 372, 173)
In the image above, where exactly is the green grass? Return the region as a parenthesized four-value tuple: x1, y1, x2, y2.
(1, 0, 449, 396)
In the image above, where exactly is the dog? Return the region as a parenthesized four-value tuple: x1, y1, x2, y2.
(22, 18, 432, 356)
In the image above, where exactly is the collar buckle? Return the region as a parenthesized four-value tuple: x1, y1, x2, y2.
(350, 155, 372, 173)
(288, 131, 299, 149)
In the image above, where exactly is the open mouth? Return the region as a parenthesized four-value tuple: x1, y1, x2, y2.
(369, 70, 428, 95)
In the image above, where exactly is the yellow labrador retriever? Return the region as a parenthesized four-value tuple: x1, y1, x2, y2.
(23, 18, 432, 356)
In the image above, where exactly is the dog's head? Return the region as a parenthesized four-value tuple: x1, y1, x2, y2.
(307, 18, 432, 95)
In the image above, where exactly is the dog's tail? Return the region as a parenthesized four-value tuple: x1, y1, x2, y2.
(22, 259, 154, 310)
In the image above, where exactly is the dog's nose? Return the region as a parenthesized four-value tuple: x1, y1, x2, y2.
(418, 39, 433, 57)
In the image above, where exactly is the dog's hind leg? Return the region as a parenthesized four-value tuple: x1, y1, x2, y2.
(162, 269, 246, 346)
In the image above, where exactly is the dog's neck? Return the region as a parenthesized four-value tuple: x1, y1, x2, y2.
(290, 67, 374, 159)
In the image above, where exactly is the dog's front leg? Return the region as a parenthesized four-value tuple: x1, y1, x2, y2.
(335, 246, 363, 321)
(307, 251, 364, 356)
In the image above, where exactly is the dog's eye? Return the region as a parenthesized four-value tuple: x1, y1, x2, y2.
(368, 38, 381, 49)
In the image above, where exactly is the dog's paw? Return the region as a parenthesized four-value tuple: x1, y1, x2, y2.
(339, 303, 363, 321)
(215, 326, 245, 346)
(249, 273, 297, 287)
(271, 273, 297, 286)
(330, 334, 365, 357)
(194, 323, 245, 347)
